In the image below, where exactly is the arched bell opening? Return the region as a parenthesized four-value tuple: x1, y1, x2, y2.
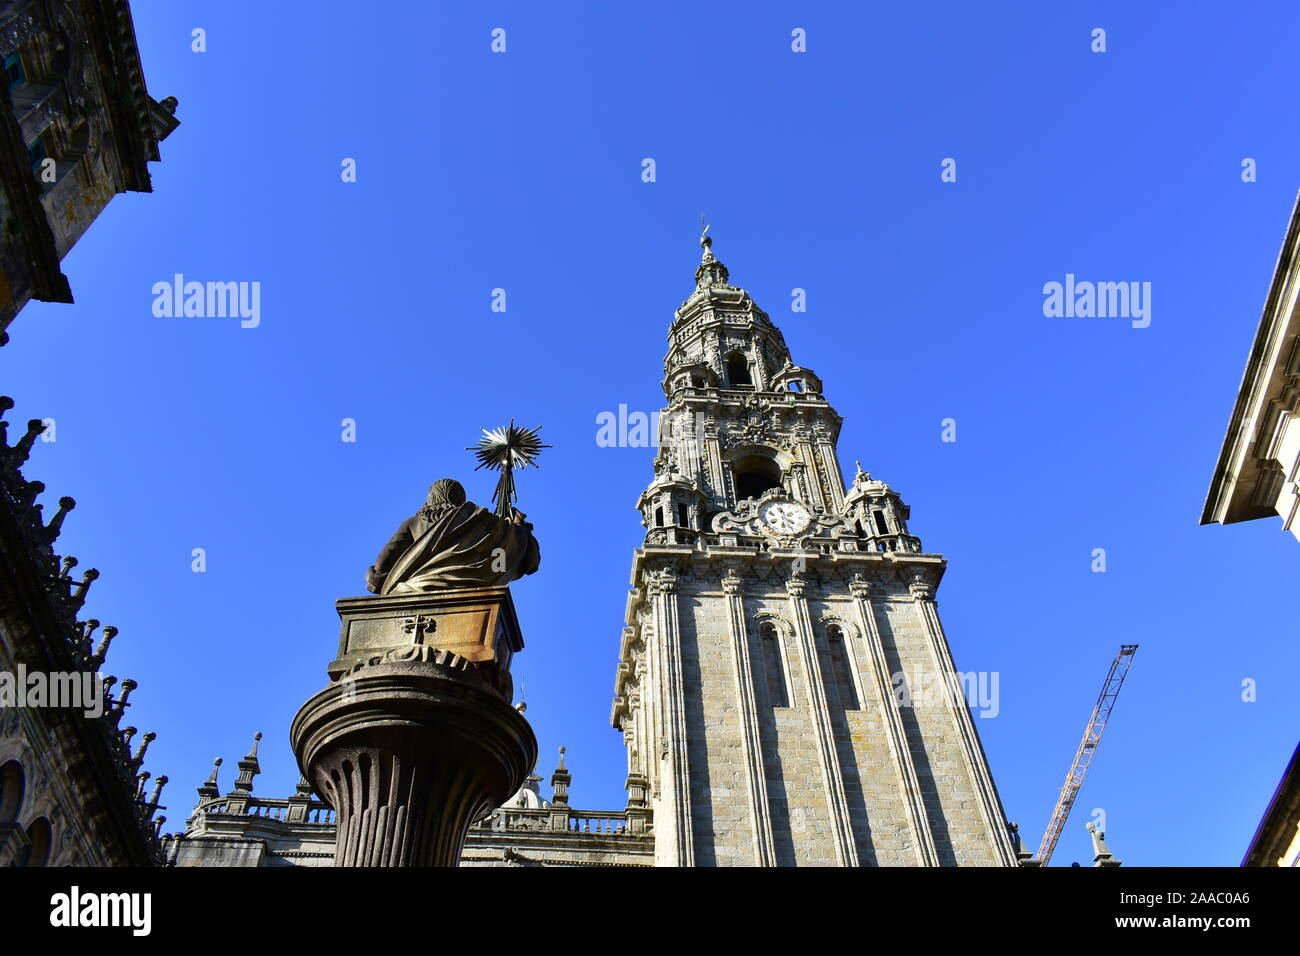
(733, 453, 782, 502)
(726, 352, 752, 388)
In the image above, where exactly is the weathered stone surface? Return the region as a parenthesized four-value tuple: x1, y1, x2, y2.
(328, 587, 524, 698)
(292, 652, 535, 867)
(0, 0, 178, 333)
(365, 479, 539, 595)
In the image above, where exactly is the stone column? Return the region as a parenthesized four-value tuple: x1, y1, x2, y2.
(813, 427, 845, 513)
(647, 567, 693, 867)
(291, 587, 536, 867)
(793, 440, 825, 511)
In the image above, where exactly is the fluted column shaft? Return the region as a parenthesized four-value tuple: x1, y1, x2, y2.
(292, 656, 535, 867)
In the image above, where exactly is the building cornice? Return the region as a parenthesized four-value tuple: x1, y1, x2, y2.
(1202, 190, 1300, 525)
(1242, 742, 1300, 866)
(82, 0, 163, 192)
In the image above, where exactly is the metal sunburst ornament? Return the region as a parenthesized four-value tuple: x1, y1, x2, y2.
(467, 421, 551, 518)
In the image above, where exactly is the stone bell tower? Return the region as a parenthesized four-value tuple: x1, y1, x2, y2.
(610, 233, 1019, 867)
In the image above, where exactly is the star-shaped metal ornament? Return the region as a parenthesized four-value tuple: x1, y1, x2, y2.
(467, 420, 551, 518)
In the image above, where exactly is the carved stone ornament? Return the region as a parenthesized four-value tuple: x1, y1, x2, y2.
(722, 396, 783, 450)
(712, 488, 854, 548)
(344, 643, 461, 677)
(908, 570, 936, 601)
(645, 568, 679, 594)
(721, 567, 745, 595)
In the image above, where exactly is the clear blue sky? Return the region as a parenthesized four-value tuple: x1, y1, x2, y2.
(3, 1, 1298, 866)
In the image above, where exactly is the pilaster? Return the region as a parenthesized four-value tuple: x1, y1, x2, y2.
(647, 568, 693, 866)
(849, 573, 939, 865)
(721, 566, 777, 865)
(785, 572, 859, 866)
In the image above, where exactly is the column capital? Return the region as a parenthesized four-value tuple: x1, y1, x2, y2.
(721, 566, 745, 595)
(646, 567, 679, 595)
(849, 571, 875, 599)
(908, 570, 936, 602)
(785, 571, 807, 599)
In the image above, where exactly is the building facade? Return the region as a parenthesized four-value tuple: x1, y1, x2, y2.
(0, 0, 178, 338)
(1203, 191, 1300, 540)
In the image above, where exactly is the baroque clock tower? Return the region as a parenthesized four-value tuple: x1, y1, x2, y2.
(610, 233, 1019, 866)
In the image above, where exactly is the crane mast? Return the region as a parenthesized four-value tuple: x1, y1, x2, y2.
(1035, 644, 1138, 865)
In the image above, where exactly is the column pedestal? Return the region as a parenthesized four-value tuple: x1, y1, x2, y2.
(291, 587, 536, 867)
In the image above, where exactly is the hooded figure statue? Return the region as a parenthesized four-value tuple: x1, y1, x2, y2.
(365, 478, 540, 594)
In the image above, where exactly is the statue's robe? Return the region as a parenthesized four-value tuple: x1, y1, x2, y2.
(366, 502, 540, 594)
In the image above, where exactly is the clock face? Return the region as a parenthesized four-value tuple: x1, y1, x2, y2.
(758, 500, 811, 535)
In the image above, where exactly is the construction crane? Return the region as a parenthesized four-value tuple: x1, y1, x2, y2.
(1035, 643, 1138, 866)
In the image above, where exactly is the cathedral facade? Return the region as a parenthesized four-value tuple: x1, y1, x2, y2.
(166, 236, 1020, 867)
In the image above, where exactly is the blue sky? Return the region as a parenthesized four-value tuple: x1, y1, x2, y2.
(4, 0, 1298, 866)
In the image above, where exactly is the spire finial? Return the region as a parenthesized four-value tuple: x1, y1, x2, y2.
(550, 746, 571, 806)
(1087, 821, 1122, 867)
(231, 732, 263, 794)
(197, 756, 223, 800)
(693, 219, 728, 288)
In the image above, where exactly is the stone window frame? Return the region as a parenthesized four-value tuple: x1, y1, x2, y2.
(819, 614, 865, 713)
(753, 610, 795, 709)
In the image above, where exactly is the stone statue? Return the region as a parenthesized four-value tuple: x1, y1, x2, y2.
(365, 478, 540, 594)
